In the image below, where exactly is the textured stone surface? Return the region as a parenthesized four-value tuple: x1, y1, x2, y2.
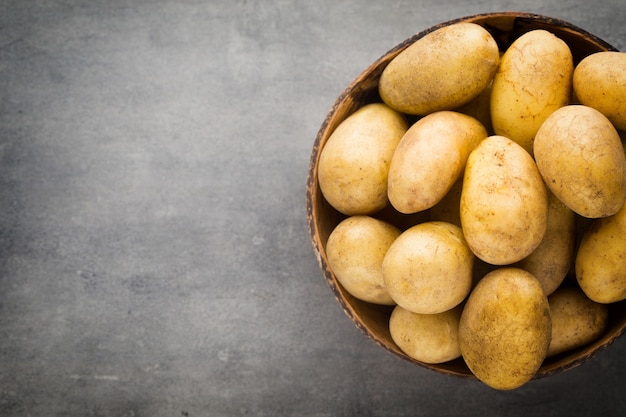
(1, 1, 626, 415)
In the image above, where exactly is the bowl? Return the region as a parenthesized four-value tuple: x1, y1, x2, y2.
(306, 11, 626, 380)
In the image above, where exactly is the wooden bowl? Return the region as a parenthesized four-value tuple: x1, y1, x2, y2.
(306, 12, 626, 380)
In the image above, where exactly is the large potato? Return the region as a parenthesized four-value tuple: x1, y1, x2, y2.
(574, 51, 626, 130)
(576, 203, 626, 303)
(459, 268, 551, 390)
(547, 286, 608, 357)
(534, 105, 626, 218)
(387, 111, 487, 214)
(490, 30, 573, 154)
(379, 22, 499, 115)
(326, 216, 401, 305)
(515, 190, 576, 296)
(389, 304, 462, 364)
(460, 135, 548, 265)
(318, 103, 408, 215)
(382, 221, 473, 314)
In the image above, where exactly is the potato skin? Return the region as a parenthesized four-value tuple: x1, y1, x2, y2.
(515, 190, 576, 296)
(576, 203, 626, 303)
(547, 286, 608, 357)
(387, 111, 487, 214)
(390, 305, 462, 364)
(574, 51, 626, 130)
(379, 22, 499, 115)
(490, 30, 573, 155)
(318, 103, 408, 215)
(382, 221, 474, 314)
(534, 105, 626, 218)
(460, 135, 548, 265)
(326, 216, 401, 305)
(459, 268, 551, 390)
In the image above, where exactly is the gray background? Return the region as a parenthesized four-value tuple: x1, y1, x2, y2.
(1, 0, 626, 416)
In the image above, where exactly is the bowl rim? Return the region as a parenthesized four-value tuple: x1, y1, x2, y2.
(306, 11, 625, 380)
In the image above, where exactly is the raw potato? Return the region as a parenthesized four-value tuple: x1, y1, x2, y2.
(490, 29, 573, 154)
(459, 268, 551, 390)
(389, 304, 462, 364)
(455, 80, 494, 135)
(460, 135, 548, 265)
(576, 202, 626, 303)
(574, 51, 626, 130)
(430, 177, 463, 227)
(534, 105, 626, 218)
(387, 111, 487, 214)
(382, 221, 473, 314)
(548, 286, 608, 357)
(515, 190, 576, 296)
(326, 216, 401, 305)
(379, 22, 499, 115)
(318, 103, 408, 215)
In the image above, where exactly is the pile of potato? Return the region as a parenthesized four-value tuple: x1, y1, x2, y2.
(317, 22, 626, 390)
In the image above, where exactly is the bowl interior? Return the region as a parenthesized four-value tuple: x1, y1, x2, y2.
(307, 12, 626, 379)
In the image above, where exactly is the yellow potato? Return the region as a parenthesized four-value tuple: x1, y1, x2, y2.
(379, 22, 499, 115)
(430, 177, 463, 228)
(459, 268, 551, 390)
(382, 221, 473, 314)
(455, 80, 494, 135)
(490, 30, 573, 154)
(387, 111, 487, 214)
(515, 190, 576, 296)
(575, 202, 626, 303)
(534, 105, 626, 218)
(547, 286, 608, 357)
(318, 103, 408, 215)
(326, 216, 401, 305)
(574, 51, 626, 130)
(460, 135, 548, 265)
(389, 304, 462, 364)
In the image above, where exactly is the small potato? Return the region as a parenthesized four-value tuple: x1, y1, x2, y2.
(459, 268, 551, 391)
(387, 111, 487, 214)
(460, 135, 548, 265)
(547, 286, 608, 357)
(382, 221, 473, 314)
(490, 30, 573, 154)
(574, 51, 626, 130)
(379, 22, 499, 115)
(390, 304, 462, 364)
(430, 177, 464, 228)
(455, 80, 494, 135)
(534, 105, 626, 218)
(318, 103, 408, 215)
(515, 190, 576, 296)
(575, 203, 626, 303)
(326, 216, 401, 305)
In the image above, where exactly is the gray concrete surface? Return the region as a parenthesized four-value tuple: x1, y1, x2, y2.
(2, 1, 626, 416)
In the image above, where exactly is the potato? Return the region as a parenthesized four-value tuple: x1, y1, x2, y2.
(379, 22, 499, 115)
(574, 51, 626, 130)
(382, 221, 473, 314)
(490, 30, 573, 155)
(515, 190, 576, 296)
(534, 105, 626, 218)
(389, 304, 462, 364)
(326, 216, 401, 305)
(430, 177, 463, 228)
(459, 268, 551, 390)
(455, 80, 494, 135)
(387, 111, 487, 214)
(318, 103, 408, 215)
(460, 135, 548, 265)
(547, 286, 608, 357)
(575, 202, 626, 303)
